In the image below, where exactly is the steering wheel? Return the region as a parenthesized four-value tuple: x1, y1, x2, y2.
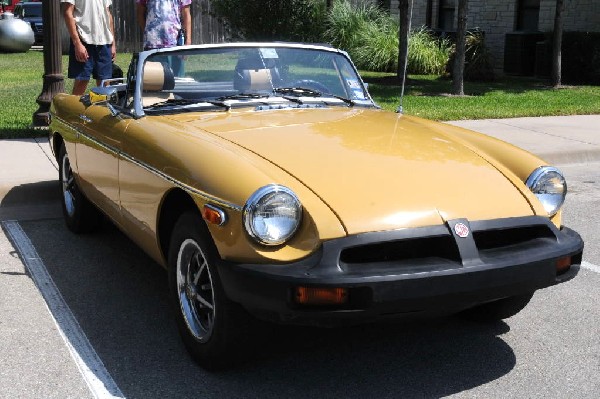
(291, 79, 331, 94)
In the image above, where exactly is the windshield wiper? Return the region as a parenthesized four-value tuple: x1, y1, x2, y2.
(273, 87, 355, 107)
(273, 87, 322, 97)
(144, 98, 230, 111)
(218, 93, 270, 100)
(322, 94, 355, 106)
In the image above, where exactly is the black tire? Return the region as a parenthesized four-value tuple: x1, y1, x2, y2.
(168, 211, 252, 370)
(58, 143, 101, 233)
(459, 292, 535, 322)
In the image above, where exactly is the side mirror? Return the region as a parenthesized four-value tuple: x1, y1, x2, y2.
(89, 86, 119, 116)
(90, 86, 118, 105)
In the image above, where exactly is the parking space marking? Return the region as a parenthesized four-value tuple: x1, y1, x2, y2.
(582, 261, 600, 274)
(2, 221, 124, 399)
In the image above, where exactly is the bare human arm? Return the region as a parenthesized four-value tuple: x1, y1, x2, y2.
(62, 2, 88, 63)
(136, 3, 146, 31)
(181, 5, 192, 45)
(107, 5, 116, 60)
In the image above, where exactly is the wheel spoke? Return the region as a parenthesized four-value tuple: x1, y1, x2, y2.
(66, 175, 75, 191)
(195, 293, 214, 310)
(193, 255, 207, 285)
(176, 238, 216, 342)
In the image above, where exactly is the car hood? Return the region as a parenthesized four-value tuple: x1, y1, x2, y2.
(171, 108, 536, 234)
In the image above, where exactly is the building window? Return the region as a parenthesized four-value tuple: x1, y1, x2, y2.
(517, 0, 540, 31)
(438, 0, 456, 31)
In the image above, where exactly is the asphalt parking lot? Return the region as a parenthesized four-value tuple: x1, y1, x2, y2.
(1, 115, 599, 398)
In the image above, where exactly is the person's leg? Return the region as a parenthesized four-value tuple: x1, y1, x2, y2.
(72, 80, 89, 95)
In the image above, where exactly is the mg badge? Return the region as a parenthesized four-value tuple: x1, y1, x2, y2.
(454, 223, 470, 238)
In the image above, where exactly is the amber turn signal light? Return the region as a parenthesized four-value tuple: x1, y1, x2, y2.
(556, 256, 572, 274)
(202, 204, 227, 226)
(295, 287, 348, 305)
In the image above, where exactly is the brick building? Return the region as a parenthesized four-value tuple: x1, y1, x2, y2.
(375, 0, 600, 74)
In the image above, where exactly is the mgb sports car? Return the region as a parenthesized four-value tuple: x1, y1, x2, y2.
(49, 42, 584, 370)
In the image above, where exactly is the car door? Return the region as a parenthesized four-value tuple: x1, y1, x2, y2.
(75, 102, 133, 225)
(116, 118, 177, 265)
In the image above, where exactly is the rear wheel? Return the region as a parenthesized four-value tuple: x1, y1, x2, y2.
(460, 292, 535, 322)
(58, 143, 101, 233)
(168, 211, 251, 370)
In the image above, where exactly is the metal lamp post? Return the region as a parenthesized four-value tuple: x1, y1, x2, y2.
(32, 0, 64, 128)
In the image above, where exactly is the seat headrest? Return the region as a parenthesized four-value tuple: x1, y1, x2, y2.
(234, 57, 277, 92)
(143, 61, 175, 92)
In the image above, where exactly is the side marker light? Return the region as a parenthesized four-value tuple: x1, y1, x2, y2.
(556, 256, 572, 274)
(202, 204, 227, 226)
(295, 287, 348, 306)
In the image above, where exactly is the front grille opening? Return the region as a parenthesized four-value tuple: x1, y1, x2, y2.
(340, 235, 460, 265)
(473, 225, 556, 250)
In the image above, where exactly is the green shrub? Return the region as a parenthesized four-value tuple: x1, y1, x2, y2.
(325, 0, 387, 51)
(446, 29, 495, 81)
(326, 1, 450, 74)
(351, 8, 399, 72)
(210, 0, 326, 42)
(408, 28, 452, 75)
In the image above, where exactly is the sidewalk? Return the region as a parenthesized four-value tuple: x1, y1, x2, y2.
(447, 115, 600, 165)
(0, 137, 60, 222)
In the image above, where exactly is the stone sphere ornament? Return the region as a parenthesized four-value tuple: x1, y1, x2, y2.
(0, 12, 35, 53)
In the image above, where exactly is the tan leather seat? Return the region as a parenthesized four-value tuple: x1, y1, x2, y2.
(233, 57, 279, 92)
(142, 61, 175, 106)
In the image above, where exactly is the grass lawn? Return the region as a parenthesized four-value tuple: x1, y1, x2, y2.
(363, 72, 600, 120)
(1, 50, 599, 139)
(0, 50, 130, 139)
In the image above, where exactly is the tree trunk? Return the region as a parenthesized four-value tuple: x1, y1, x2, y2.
(326, 0, 333, 11)
(397, 0, 411, 87)
(551, 0, 565, 88)
(452, 0, 468, 95)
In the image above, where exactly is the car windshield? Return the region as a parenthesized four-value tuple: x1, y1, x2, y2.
(139, 45, 373, 111)
(22, 4, 42, 18)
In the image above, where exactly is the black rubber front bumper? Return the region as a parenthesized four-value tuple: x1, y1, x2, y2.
(217, 216, 584, 326)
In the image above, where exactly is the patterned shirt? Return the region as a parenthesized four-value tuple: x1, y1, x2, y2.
(137, 0, 191, 49)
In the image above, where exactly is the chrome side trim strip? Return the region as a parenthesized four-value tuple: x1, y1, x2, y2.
(119, 152, 243, 212)
(52, 117, 242, 212)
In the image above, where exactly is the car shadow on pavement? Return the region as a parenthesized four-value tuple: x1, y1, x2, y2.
(0, 180, 62, 221)
(0, 180, 60, 207)
(19, 218, 517, 399)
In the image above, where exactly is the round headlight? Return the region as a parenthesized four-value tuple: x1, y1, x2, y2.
(243, 185, 302, 246)
(525, 166, 567, 216)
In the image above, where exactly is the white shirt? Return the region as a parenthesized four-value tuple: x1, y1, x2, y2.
(62, 0, 113, 45)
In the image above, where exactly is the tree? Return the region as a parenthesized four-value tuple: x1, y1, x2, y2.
(551, 0, 565, 87)
(452, 0, 468, 95)
(397, 0, 412, 88)
(211, 0, 325, 42)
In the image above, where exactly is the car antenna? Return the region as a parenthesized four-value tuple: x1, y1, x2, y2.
(397, 0, 414, 114)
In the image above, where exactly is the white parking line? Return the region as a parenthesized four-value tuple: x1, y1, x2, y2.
(2, 221, 125, 399)
(582, 261, 600, 274)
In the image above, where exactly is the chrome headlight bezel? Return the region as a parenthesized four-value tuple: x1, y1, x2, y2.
(525, 166, 567, 217)
(243, 185, 303, 246)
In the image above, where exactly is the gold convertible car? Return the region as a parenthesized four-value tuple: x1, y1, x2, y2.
(49, 43, 583, 369)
